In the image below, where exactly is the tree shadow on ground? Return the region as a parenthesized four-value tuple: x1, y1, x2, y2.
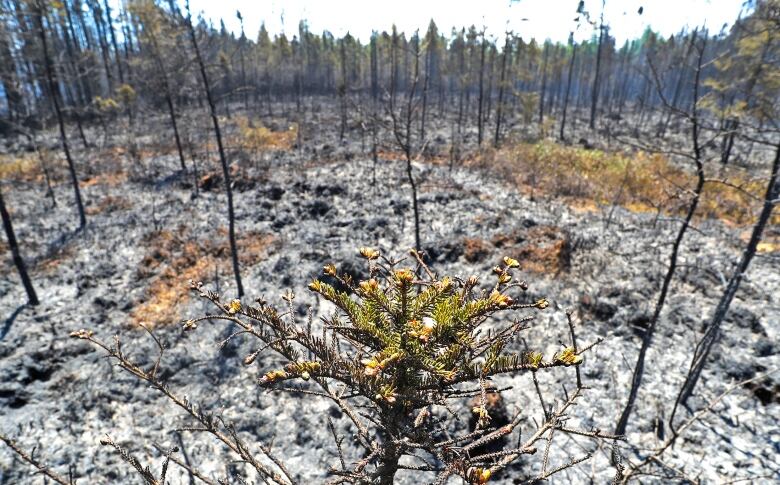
(0, 303, 28, 341)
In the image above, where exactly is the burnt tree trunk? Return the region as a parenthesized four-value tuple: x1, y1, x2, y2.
(89, 0, 114, 90)
(477, 32, 486, 146)
(419, 38, 431, 146)
(406, 39, 422, 252)
(538, 42, 549, 126)
(615, 33, 707, 437)
(672, 140, 779, 419)
(34, 0, 86, 230)
(389, 35, 422, 253)
(0, 187, 39, 306)
(370, 34, 379, 102)
(659, 29, 697, 138)
(339, 39, 347, 141)
(186, 4, 244, 298)
(103, 0, 124, 83)
(589, 6, 605, 130)
(147, 30, 186, 172)
(560, 40, 577, 141)
(494, 33, 510, 147)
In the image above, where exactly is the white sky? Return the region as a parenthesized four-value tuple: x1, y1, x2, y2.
(185, 0, 750, 44)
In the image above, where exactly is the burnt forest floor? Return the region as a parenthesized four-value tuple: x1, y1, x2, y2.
(1, 102, 779, 484)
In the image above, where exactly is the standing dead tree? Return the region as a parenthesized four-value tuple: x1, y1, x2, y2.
(32, 0, 86, 230)
(387, 31, 423, 252)
(493, 31, 511, 147)
(339, 34, 349, 141)
(560, 0, 588, 142)
(618, 371, 776, 483)
(672, 137, 779, 418)
(0, 185, 38, 306)
(615, 31, 708, 437)
(560, 33, 577, 141)
(538, 41, 550, 127)
(589, 0, 606, 130)
(476, 28, 487, 146)
(185, 1, 244, 297)
(130, 0, 188, 173)
(669, 2, 780, 423)
(418, 20, 437, 148)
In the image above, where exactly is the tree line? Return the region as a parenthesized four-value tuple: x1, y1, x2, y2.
(0, 0, 775, 154)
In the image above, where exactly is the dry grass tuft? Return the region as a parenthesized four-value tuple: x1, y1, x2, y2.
(462, 237, 492, 263)
(480, 140, 780, 226)
(81, 171, 128, 187)
(131, 226, 277, 327)
(0, 240, 8, 273)
(36, 244, 78, 274)
(0, 237, 77, 276)
(493, 225, 571, 274)
(215, 227, 277, 267)
(742, 229, 780, 254)
(85, 195, 132, 215)
(0, 154, 41, 182)
(232, 116, 297, 152)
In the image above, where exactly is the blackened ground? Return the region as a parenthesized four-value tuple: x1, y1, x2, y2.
(0, 105, 778, 484)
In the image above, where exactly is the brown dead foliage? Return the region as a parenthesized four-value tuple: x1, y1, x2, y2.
(0, 235, 76, 275)
(199, 172, 220, 191)
(36, 244, 78, 274)
(0, 154, 41, 182)
(232, 116, 298, 152)
(0, 241, 8, 273)
(374, 149, 405, 161)
(85, 195, 132, 216)
(462, 237, 492, 263)
(742, 228, 780, 254)
(215, 227, 277, 267)
(374, 149, 452, 167)
(492, 225, 571, 274)
(81, 171, 128, 187)
(479, 140, 780, 227)
(130, 226, 277, 327)
(198, 162, 267, 193)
